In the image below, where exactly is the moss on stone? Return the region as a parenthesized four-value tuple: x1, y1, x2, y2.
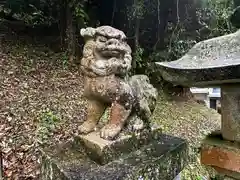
(152, 90, 221, 179)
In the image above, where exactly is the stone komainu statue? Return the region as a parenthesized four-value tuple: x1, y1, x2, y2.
(79, 26, 158, 140)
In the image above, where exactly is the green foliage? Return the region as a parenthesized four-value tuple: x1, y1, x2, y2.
(150, 0, 234, 61)
(130, 0, 236, 84)
(36, 109, 60, 145)
(4, 0, 26, 14)
(2, 0, 55, 25)
(70, 0, 89, 27)
(134, 45, 144, 68)
(127, 0, 146, 20)
(198, 0, 235, 37)
(167, 0, 234, 60)
(169, 39, 197, 60)
(132, 0, 145, 19)
(61, 51, 69, 69)
(1, 0, 89, 27)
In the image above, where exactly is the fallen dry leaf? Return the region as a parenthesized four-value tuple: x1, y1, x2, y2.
(0, 38, 86, 179)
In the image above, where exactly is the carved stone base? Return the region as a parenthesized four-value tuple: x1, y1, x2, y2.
(78, 127, 161, 165)
(201, 131, 240, 180)
(40, 133, 188, 180)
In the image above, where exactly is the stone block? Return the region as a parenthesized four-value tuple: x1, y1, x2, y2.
(221, 85, 240, 142)
(40, 134, 188, 180)
(201, 132, 240, 179)
(78, 127, 161, 165)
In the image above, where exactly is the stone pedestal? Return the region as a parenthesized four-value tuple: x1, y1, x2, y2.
(40, 132, 188, 180)
(221, 85, 240, 142)
(78, 128, 161, 165)
(201, 131, 240, 180)
(202, 84, 240, 180)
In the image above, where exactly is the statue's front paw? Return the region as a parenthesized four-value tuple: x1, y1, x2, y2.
(100, 124, 122, 140)
(78, 121, 97, 134)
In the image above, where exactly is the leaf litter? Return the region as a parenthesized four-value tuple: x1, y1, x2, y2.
(0, 40, 86, 179)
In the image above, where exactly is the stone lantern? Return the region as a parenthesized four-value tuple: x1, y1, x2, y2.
(156, 29, 240, 179)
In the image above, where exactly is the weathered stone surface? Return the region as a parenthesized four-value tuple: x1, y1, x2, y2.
(155, 30, 240, 87)
(221, 85, 240, 142)
(78, 126, 161, 165)
(40, 134, 188, 180)
(201, 132, 240, 179)
(129, 75, 158, 123)
(79, 26, 158, 140)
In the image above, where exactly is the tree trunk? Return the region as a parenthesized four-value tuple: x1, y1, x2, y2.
(131, 0, 141, 73)
(111, 0, 117, 26)
(154, 0, 171, 50)
(66, 4, 76, 64)
(59, 0, 67, 49)
(133, 17, 140, 71)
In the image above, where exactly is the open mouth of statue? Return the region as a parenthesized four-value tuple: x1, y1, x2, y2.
(101, 49, 121, 57)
